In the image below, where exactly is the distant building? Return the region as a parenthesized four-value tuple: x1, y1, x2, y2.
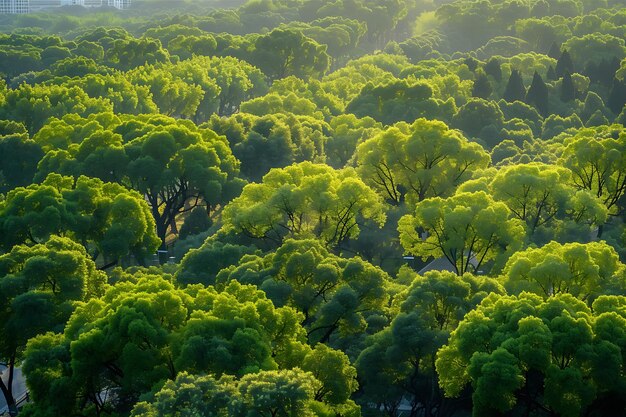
(1, 0, 129, 12)
(30, 0, 62, 11)
(0, 0, 29, 13)
(106, 0, 129, 9)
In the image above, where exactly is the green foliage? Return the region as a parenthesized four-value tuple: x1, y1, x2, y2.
(0, 236, 106, 412)
(486, 163, 607, 242)
(0, 174, 160, 264)
(559, 125, 626, 215)
(0, 131, 43, 193)
(217, 238, 391, 346)
(525, 71, 550, 116)
(178, 207, 213, 240)
(251, 28, 330, 81)
(222, 162, 385, 249)
(34, 114, 244, 246)
(452, 98, 504, 145)
(398, 191, 525, 275)
(346, 78, 457, 125)
(2, 2, 626, 417)
(22, 275, 314, 416)
(0, 83, 112, 133)
(357, 269, 503, 416)
(437, 292, 626, 417)
(356, 118, 490, 206)
(503, 69, 526, 102)
(502, 241, 625, 301)
(177, 239, 256, 287)
(209, 112, 328, 182)
(563, 33, 626, 71)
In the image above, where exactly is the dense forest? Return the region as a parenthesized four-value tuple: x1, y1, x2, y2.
(1, 0, 626, 416)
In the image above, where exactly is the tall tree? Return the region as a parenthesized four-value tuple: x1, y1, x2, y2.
(560, 70, 577, 102)
(555, 49, 574, 77)
(484, 58, 502, 82)
(0, 174, 160, 266)
(252, 28, 330, 81)
(503, 69, 526, 102)
(501, 241, 625, 301)
(525, 71, 549, 116)
(471, 70, 493, 99)
(357, 269, 503, 417)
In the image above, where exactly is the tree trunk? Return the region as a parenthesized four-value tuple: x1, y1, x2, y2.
(0, 368, 17, 416)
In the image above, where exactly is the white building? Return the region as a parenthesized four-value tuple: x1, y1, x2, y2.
(1, 0, 129, 12)
(0, 0, 29, 13)
(106, 0, 129, 9)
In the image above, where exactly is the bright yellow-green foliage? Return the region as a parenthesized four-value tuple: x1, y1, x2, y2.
(222, 161, 385, 248)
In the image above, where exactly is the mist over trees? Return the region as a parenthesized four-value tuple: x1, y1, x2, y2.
(1, 0, 626, 416)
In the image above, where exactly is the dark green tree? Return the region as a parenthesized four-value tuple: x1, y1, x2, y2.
(471, 70, 493, 99)
(608, 78, 626, 115)
(503, 69, 526, 102)
(525, 71, 549, 116)
(484, 57, 502, 82)
(555, 49, 574, 77)
(560, 70, 577, 102)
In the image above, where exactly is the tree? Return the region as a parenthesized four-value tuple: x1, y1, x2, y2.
(451, 98, 504, 143)
(436, 292, 626, 417)
(608, 77, 626, 115)
(502, 69, 526, 102)
(356, 269, 503, 417)
(105, 37, 170, 71)
(67, 73, 158, 115)
(123, 118, 244, 247)
(216, 238, 391, 346)
(0, 174, 160, 266)
(559, 125, 626, 216)
(525, 71, 549, 116)
(555, 49, 574, 77)
(178, 207, 213, 240)
(252, 28, 330, 81)
(484, 57, 502, 82)
(471, 70, 493, 99)
(563, 33, 626, 72)
(130, 372, 237, 417)
(0, 84, 112, 133)
(35, 114, 245, 247)
(398, 191, 525, 275)
(0, 236, 106, 416)
(222, 162, 385, 249)
(501, 241, 625, 302)
(233, 369, 321, 417)
(488, 163, 607, 242)
(560, 70, 577, 102)
(547, 64, 557, 80)
(128, 66, 207, 119)
(177, 238, 256, 287)
(22, 276, 310, 416)
(346, 79, 457, 125)
(0, 132, 43, 193)
(356, 118, 490, 206)
(209, 113, 327, 182)
(326, 114, 381, 169)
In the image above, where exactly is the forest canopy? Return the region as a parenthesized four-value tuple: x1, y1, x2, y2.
(1, 0, 626, 416)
